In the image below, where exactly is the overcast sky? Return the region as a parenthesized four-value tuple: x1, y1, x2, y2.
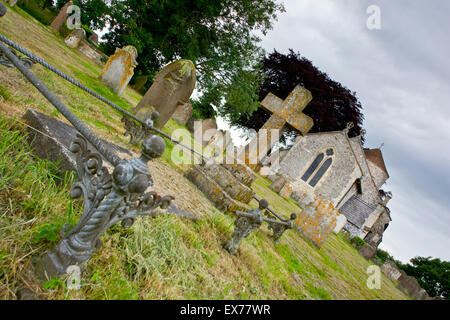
(241, 0, 450, 263)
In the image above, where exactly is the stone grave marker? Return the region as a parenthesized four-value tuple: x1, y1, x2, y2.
(295, 195, 338, 248)
(64, 28, 86, 48)
(50, 1, 72, 32)
(380, 260, 402, 282)
(237, 85, 314, 168)
(23, 109, 132, 173)
(133, 59, 196, 129)
(100, 45, 138, 96)
(172, 102, 193, 126)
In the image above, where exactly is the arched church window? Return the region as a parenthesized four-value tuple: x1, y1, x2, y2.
(309, 158, 332, 187)
(301, 148, 334, 187)
(301, 153, 324, 182)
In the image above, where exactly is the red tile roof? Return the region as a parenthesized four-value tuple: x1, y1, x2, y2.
(364, 148, 389, 177)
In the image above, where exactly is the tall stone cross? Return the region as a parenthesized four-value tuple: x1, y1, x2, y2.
(238, 85, 314, 168)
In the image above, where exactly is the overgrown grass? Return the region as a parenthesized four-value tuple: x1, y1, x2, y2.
(0, 8, 410, 300)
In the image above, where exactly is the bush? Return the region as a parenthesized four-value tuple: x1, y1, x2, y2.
(374, 249, 394, 264)
(17, 0, 57, 25)
(350, 236, 366, 250)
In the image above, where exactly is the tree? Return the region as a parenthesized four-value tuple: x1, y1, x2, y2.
(234, 50, 364, 143)
(398, 256, 450, 299)
(78, 0, 284, 120)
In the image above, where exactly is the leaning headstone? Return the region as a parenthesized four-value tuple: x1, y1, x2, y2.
(100, 45, 138, 96)
(133, 59, 196, 129)
(64, 28, 86, 48)
(397, 270, 422, 299)
(270, 175, 286, 193)
(0, 2, 6, 16)
(333, 214, 347, 233)
(295, 196, 338, 248)
(192, 118, 218, 146)
(89, 32, 99, 44)
(9, 0, 17, 7)
(50, 1, 72, 32)
(380, 260, 402, 282)
(23, 109, 132, 173)
(133, 75, 148, 92)
(172, 102, 193, 126)
(358, 243, 377, 260)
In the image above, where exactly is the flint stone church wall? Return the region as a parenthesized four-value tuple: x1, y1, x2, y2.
(273, 132, 361, 207)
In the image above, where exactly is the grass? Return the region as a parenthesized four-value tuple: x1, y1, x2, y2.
(0, 7, 410, 300)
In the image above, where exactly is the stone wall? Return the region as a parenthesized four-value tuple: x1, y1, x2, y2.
(348, 137, 381, 206)
(366, 160, 389, 189)
(273, 131, 361, 207)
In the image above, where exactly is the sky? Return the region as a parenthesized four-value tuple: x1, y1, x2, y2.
(234, 0, 450, 263)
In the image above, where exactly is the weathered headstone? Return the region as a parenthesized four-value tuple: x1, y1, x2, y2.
(50, 1, 72, 32)
(397, 270, 423, 299)
(172, 102, 193, 126)
(133, 59, 196, 129)
(380, 260, 402, 282)
(237, 85, 314, 168)
(100, 46, 138, 96)
(358, 243, 377, 260)
(89, 32, 99, 44)
(64, 28, 86, 48)
(0, 2, 7, 17)
(333, 214, 347, 234)
(23, 109, 132, 173)
(9, 0, 17, 7)
(295, 195, 338, 248)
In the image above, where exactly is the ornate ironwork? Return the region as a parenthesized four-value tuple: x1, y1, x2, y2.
(265, 212, 296, 242)
(122, 111, 160, 145)
(0, 47, 34, 69)
(224, 199, 268, 254)
(39, 134, 174, 278)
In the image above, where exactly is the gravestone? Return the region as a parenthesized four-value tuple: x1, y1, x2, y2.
(380, 260, 402, 282)
(172, 102, 193, 126)
(89, 32, 99, 44)
(133, 59, 196, 129)
(397, 270, 423, 299)
(9, 0, 17, 7)
(64, 28, 86, 48)
(237, 85, 314, 168)
(50, 1, 72, 32)
(100, 46, 138, 96)
(23, 109, 132, 173)
(358, 243, 377, 260)
(0, 2, 6, 16)
(332, 214, 347, 233)
(185, 162, 256, 213)
(295, 195, 338, 248)
(191, 118, 218, 146)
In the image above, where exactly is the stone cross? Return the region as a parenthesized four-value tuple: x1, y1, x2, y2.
(238, 85, 314, 168)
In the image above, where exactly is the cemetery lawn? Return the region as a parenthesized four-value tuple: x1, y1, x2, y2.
(0, 5, 409, 300)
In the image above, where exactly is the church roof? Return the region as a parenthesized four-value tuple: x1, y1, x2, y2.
(339, 195, 377, 228)
(364, 148, 389, 177)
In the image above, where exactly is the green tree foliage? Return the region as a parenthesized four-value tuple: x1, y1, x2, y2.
(77, 0, 284, 121)
(235, 50, 365, 144)
(397, 257, 449, 299)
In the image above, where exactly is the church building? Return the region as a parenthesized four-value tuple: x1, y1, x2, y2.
(266, 127, 392, 249)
